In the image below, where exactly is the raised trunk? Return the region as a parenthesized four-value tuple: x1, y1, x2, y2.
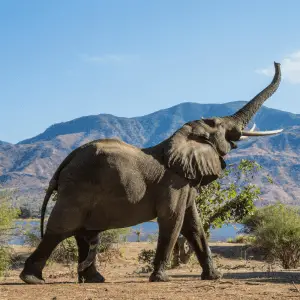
(228, 62, 281, 129)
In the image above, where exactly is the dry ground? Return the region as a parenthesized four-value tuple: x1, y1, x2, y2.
(1, 242, 300, 300)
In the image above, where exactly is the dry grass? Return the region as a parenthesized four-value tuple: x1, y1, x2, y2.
(1, 242, 300, 300)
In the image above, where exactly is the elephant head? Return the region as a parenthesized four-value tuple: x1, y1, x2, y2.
(164, 62, 282, 183)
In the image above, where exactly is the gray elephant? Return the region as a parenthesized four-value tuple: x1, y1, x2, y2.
(20, 62, 283, 285)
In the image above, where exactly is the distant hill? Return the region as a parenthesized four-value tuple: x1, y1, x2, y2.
(1, 101, 300, 214)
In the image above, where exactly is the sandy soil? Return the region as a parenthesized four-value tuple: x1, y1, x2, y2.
(1, 242, 300, 300)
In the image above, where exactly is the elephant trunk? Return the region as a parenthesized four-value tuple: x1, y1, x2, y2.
(227, 62, 281, 129)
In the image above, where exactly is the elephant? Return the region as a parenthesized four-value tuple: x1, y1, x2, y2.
(20, 62, 283, 285)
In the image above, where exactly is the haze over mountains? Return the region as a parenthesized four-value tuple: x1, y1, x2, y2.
(1, 101, 300, 212)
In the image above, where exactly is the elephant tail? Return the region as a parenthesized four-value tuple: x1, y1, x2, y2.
(39, 144, 86, 239)
(40, 179, 57, 239)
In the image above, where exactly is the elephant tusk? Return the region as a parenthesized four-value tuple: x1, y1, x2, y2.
(241, 129, 283, 136)
(238, 123, 256, 140)
(249, 123, 256, 132)
(239, 136, 248, 140)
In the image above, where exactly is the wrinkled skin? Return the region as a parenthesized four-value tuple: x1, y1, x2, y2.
(20, 62, 282, 285)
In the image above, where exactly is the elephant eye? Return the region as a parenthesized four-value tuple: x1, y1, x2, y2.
(203, 118, 217, 128)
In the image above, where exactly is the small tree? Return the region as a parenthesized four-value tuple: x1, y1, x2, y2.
(242, 203, 300, 269)
(196, 159, 264, 235)
(173, 159, 270, 266)
(132, 226, 143, 242)
(0, 190, 20, 276)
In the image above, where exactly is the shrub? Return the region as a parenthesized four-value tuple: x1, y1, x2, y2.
(243, 203, 300, 269)
(196, 159, 264, 235)
(96, 228, 131, 264)
(138, 249, 156, 272)
(0, 190, 20, 276)
(0, 246, 12, 277)
(226, 234, 255, 244)
(0, 191, 20, 239)
(52, 237, 78, 264)
(98, 228, 130, 253)
(18, 205, 32, 219)
(137, 248, 176, 272)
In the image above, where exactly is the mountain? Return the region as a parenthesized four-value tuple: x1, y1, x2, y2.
(1, 101, 300, 213)
(17, 101, 300, 146)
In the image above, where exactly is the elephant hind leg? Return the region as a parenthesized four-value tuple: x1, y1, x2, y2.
(77, 231, 99, 272)
(20, 232, 71, 284)
(76, 231, 105, 283)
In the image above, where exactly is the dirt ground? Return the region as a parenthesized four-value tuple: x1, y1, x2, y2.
(1, 242, 300, 300)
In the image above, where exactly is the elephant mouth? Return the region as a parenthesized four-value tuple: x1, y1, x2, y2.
(230, 141, 237, 149)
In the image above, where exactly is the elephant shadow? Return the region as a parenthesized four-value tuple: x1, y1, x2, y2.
(170, 271, 300, 284)
(223, 271, 300, 284)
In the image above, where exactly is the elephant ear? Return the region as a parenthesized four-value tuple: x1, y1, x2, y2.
(164, 124, 226, 183)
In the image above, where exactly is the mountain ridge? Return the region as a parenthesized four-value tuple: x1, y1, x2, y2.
(18, 101, 300, 146)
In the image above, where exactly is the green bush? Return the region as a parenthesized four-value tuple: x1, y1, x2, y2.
(0, 246, 12, 276)
(18, 205, 32, 219)
(52, 237, 78, 264)
(242, 203, 300, 269)
(138, 249, 156, 272)
(0, 190, 20, 276)
(196, 159, 265, 235)
(226, 234, 255, 244)
(0, 191, 20, 237)
(137, 248, 176, 272)
(98, 228, 130, 253)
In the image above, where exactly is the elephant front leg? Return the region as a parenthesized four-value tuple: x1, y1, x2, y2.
(149, 213, 184, 282)
(181, 203, 222, 280)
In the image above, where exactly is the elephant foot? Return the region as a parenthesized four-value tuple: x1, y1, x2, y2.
(19, 270, 45, 285)
(78, 260, 93, 273)
(78, 266, 105, 283)
(78, 271, 105, 283)
(201, 269, 222, 280)
(149, 271, 170, 282)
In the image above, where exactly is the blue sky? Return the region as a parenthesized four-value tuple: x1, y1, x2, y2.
(1, 1, 300, 143)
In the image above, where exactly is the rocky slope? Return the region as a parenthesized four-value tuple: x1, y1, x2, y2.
(1, 101, 300, 210)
